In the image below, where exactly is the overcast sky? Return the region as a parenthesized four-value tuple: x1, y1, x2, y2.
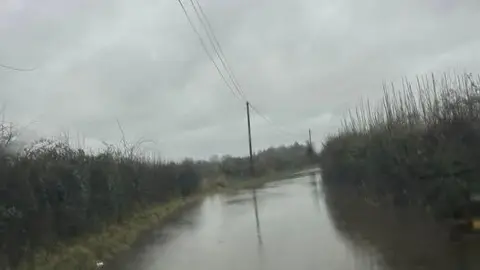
(0, 0, 479, 160)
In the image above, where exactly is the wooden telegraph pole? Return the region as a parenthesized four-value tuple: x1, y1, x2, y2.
(246, 101, 254, 176)
(309, 128, 312, 146)
(246, 101, 262, 244)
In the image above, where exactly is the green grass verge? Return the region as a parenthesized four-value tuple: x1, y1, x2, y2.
(16, 196, 200, 270)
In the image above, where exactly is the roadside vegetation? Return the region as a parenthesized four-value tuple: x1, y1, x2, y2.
(319, 73, 480, 219)
(0, 121, 313, 269)
(0, 129, 202, 269)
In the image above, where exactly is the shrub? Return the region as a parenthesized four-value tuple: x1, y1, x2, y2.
(0, 135, 201, 269)
(319, 73, 480, 217)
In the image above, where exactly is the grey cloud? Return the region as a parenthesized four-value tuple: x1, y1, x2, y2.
(1, 0, 480, 159)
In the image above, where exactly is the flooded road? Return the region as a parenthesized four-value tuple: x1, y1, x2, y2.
(108, 173, 480, 270)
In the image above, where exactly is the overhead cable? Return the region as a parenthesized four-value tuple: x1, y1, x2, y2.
(176, 0, 242, 101)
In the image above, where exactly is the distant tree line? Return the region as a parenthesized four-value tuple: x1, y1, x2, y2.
(196, 142, 315, 180)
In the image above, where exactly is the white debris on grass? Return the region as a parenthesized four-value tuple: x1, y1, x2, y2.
(96, 261, 104, 268)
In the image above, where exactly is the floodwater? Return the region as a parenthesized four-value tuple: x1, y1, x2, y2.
(108, 173, 480, 270)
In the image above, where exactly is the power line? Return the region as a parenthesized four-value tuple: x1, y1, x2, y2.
(0, 63, 36, 72)
(175, 0, 242, 101)
(183, 0, 298, 137)
(249, 103, 303, 139)
(189, 0, 247, 100)
(177, 0, 305, 141)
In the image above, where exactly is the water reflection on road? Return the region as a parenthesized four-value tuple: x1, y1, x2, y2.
(109, 173, 480, 270)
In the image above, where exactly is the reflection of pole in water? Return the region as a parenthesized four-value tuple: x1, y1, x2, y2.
(246, 102, 262, 245)
(252, 188, 263, 245)
(310, 173, 321, 211)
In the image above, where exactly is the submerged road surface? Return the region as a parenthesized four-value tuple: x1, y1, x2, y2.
(107, 173, 480, 270)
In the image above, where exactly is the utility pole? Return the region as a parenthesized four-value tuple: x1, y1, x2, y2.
(246, 101, 254, 176)
(307, 128, 315, 162)
(246, 101, 262, 245)
(309, 128, 312, 146)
